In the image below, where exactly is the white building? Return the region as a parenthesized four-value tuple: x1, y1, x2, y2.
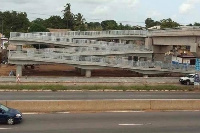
(1, 37, 8, 49)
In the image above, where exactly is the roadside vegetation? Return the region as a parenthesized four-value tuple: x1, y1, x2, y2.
(0, 84, 194, 91)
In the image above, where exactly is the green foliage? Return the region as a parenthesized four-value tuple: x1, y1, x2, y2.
(63, 3, 75, 30)
(194, 22, 200, 26)
(0, 11, 30, 38)
(28, 23, 49, 32)
(74, 13, 86, 31)
(44, 16, 65, 29)
(160, 18, 180, 29)
(101, 20, 118, 30)
(86, 22, 102, 31)
(0, 84, 192, 91)
(145, 18, 161, 29)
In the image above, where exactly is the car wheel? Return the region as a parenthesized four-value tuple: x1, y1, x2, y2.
(7, 118, 14, 125)
(186, 81, 190, 85)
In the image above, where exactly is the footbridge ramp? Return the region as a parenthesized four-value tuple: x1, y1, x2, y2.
(8, 31, 195, 77)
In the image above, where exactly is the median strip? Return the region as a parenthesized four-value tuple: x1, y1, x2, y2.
(1, 99, 200, 113)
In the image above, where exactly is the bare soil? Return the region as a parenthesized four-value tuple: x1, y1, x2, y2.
(0, 64, 142, 77)
(0, 64, 183, 77)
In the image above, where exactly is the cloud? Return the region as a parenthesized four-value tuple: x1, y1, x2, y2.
(92, 6, 109, 16)
(146, 10, 162, 19)
(179, 0, 200, 14)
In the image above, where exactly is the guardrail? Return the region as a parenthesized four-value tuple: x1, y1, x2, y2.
(10, 30, 147, 39)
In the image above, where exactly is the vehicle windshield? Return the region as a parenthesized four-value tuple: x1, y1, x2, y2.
(0, 104, 9, 112)
(186, 74, 194, 78)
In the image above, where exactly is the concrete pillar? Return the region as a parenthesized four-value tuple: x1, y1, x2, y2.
(16, 45, 23, 51)
(16, 65, 22, 77)
(81, 69, 85, 76)
(153, 45, 173, 61)
(145, 38, 153, 50)
(85, 70, 91, 78)
(16, 44, 23, 77)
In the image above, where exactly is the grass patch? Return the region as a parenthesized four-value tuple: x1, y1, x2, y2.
(0, 84, 193, 91)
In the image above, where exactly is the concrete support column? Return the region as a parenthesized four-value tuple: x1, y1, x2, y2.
(85, 70, 91, 78)
(81, 69, 85, 76)
(16, 45, 23, 51)
(153, 45, 173, 61)
(145, 38, 153, 50)
(16, 65, 22, 77)
(16, 44, 23, 77)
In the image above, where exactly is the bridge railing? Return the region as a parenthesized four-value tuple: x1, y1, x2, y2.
(9, 50, 194, 72)
(10, 30, 147, 39)
(23, 44, 152, 55)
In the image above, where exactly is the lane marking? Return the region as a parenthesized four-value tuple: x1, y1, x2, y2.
(23, 112, 70, 115)
(0, 128, 12, 130)
(57, 112, 70, 114)
(119, 124, 143, 126)
(23, 113, 43, 115)
(107, 111, 145, 113)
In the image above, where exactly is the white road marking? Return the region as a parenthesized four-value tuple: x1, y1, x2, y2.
(119, 124, 143, 126)
(23, 113, 42, 115)
(0, 128, 12, 130)
(57, 112, 70, 114)
(107, 111, 145, 113)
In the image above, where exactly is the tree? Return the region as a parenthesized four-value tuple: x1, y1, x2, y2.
(44, 16, 65, 29)
(86, 22, 102, 31)
(101, 20, 118, 30)
(74, 13, 86, 31)
(160, 18, 180, 29)
(0, 11, 30, 37)
(28, 23, 49, 32)
(145, 18, 155, 28)
(63, 3, 75, 30)
(32, 18, 45, 26)
(194, 22, 200, 26)
(145, 18, 161, 29)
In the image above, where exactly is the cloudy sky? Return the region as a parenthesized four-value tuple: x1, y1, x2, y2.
(1, 0, 200, 26)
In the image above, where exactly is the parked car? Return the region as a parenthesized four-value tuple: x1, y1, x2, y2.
(179, 74, 195, 85)
(0, 104, 22, 125)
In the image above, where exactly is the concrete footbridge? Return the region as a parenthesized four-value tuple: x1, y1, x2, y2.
(8, 30, 195, 77)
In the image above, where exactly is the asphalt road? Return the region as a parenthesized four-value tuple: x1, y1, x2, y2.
(1, 111, 200, 133)
(0, 91, 200, 100)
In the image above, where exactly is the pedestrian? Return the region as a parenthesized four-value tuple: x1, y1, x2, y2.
(9, 70, 14, 76)
(16, 74, 20, 83)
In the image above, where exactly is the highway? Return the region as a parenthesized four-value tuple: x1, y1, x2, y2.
(0, 91, 200, 100)
(0, 111, 200, 133)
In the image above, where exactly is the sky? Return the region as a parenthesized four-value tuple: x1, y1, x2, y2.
(0, 0, 200, 26)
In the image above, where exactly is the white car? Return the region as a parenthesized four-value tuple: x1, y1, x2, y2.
(179, 74, 195, 85)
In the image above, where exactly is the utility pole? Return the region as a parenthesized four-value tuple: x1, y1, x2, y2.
(1, 17, 3, 37)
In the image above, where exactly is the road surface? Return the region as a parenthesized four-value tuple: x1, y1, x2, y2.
(0, 91, 200, 100)
(0, 111, 200, 133)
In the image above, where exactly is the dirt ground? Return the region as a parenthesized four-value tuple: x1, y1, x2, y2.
(0, 64, 183, 77)
(0, 64, 144, 77)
